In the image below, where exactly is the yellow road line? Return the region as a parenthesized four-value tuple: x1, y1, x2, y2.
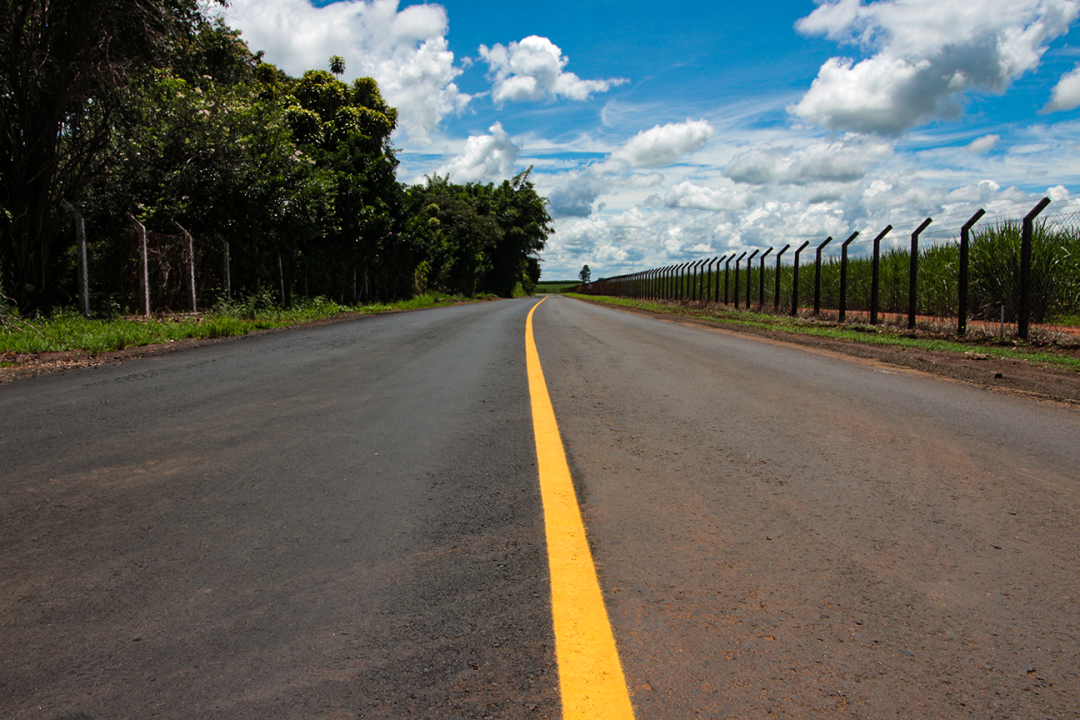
(525, 296, 636, 720)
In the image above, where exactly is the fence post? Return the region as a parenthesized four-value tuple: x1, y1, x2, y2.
(691, 259, 702, 302)
(125, 212, 150, 317)
(734, 252, 747, 308)
(814, 236, 832, 315)
(838, 232, 859, 322)
(724, 255, 733, 304)
(908, 218, 933, 329)
(714, 255, 726, 303)
(745, 249, 759, 309)
(61, 200, 90, 318)
(774, 245, 789, 311)
(957, 209, 985, 335)
(791, 241, 810, 317)
(870, 225, 892, 325)
(173, 221, 197, 313)
(705, 258, 716, 303)
(1019, 197, 1051, 339)
(223, 240, 231, 300)
(758, 248, 773, 307)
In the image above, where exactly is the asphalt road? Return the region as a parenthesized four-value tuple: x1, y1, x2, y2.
(4, 295, 1080, 719)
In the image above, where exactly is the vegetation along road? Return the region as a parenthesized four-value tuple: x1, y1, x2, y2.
(3, 295, 1080, 719)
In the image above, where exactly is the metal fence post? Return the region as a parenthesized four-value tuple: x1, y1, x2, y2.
(957, 210, 985, 335)
(734, 252, 747, 308)
(870, 225, 892, 325)
(814, 236, 832, 315)
(758, 248, 773, 307)
(908, 218, 933, 329)
(715, 255, 727, 303)
(1019, 197, 1051, 339)
(724, 255, 733, 304)
(745, 249, 759, 309)
(774, 244, 789, 311)
(125, 212, 151, 317)
(791, 241, 810, 317)
(705, 257, 716, 303)
(61, 200, 90, 317)
(838, 232, 859, 322)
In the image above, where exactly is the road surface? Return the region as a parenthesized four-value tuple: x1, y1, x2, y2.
(3, 295, 1079, 718)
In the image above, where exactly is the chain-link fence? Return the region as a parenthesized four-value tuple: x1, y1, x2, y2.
(576, 198, 1080, 340)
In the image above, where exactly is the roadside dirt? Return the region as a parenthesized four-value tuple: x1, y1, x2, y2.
(576, 298, 1080, 408)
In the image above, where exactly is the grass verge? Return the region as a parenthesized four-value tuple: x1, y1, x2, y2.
(567, 294, 1080, 372)
(0, 293, 477, 355)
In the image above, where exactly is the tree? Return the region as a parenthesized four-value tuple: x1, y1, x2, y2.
(483, 169, 552, 297)
(579, 264, 591, 283)
(0, 0, 221, 311)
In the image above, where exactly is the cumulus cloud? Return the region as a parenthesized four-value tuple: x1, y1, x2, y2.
(623, 173, 666, 188)
(219, 0, 469, 142)
(436, 123, 520, 182)
(1045, 64, 1080, 111)
(479, 36, 627, 104)
(967, 134, 1001, 152)
(547, 169, 610, 217)
(662, 181, 749, 211)
(723, 138, 892, 185)
(791, 0, 1080, 134)
(609, 120, 714, 167)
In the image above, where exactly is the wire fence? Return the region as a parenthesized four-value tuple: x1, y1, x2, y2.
(573, 198, 1080, 341)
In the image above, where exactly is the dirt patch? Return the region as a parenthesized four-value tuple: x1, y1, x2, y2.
(577, 298, 1080, 408)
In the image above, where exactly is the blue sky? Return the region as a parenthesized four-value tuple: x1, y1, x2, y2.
(221, 0, 1080, 279)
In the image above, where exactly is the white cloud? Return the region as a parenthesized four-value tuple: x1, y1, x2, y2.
(967, 134, 1001, 152)
(723, 137, 892, 185)
(436, 123, 520, 183)
(609, 120, 714, 167)
(623, 173, 665, 188)
(662, 181, 750, 211)
(547, 168, 611, 217)
(791, 0, 1080, 134)
(219, 0, 469, 142)
(1047, 183, 1071, 200)
(1046, 64, 1080, 110)
(479, 36, 627, 104)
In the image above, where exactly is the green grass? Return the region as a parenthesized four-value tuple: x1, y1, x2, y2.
(567, 293, 1080, 372)
(0, 292, 474, 355)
